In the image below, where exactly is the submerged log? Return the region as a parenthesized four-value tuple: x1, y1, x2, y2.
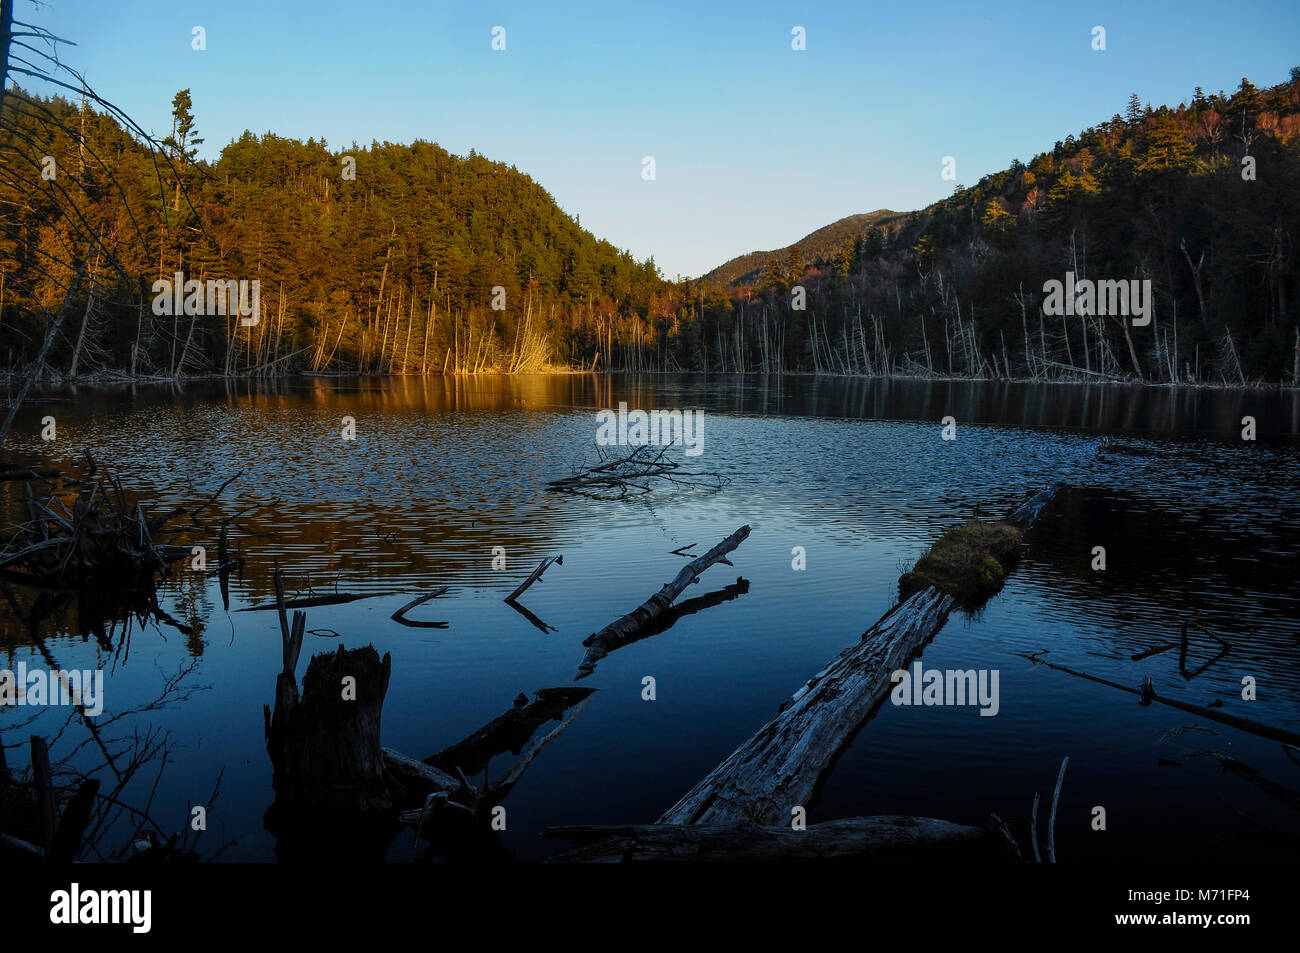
(1021, 655, 1300, 748)
(544, 816, 998, 862)
(584, 525, 750, 650)
(426, 687, 596, 777)
(659, 485, 1063, 826)
(576, 576, 749, 679)
(390, 587, 450, 628)
(238, 592, 378, 612)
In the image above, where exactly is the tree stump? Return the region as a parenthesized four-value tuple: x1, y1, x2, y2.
(264, 644, 396, 860)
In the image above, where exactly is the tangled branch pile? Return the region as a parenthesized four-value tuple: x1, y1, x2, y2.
(546, 444, 727, 500)
(0, 460, 237, 590)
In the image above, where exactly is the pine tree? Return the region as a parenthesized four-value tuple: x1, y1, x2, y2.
(162, 89, 203, 212)
(1126, 92, 1143, 127)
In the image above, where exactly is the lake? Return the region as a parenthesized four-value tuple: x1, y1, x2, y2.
(2, 374, 1298, 862)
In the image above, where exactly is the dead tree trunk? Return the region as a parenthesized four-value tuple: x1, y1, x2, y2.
(265, 644, 393, 816)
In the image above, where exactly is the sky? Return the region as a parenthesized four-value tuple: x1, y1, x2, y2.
(16, 0, 1300, 279)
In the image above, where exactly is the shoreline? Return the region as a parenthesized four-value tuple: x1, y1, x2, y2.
(4, 368, 1297, 394)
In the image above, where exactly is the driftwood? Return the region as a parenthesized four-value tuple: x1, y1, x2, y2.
(658, 586, 957, 825)
(426, 687, 596, 777)
(0, 462, 239, 593)
(584, 525, 750, 655)
(390, 587, 450, 628)
(505, 555, 561, 604)
(659, 486, 1062, 826)
(1209, 753, 1300, 812)
(546, 444, 726, 500)
(576, 576, 749, 679)
(544, 816, 1000, 862)
(1021, 654, 1300, 747)
(238, 592, 378, 612)
(1129, 617, 1231, 677)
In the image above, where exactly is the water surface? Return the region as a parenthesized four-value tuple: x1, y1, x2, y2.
(2, 375, 1297, 861)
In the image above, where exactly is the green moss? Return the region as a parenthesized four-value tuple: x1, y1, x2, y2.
(898, 519, 1023, 606)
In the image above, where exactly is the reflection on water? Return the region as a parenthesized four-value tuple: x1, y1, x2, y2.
(2, 375, 1298, 861)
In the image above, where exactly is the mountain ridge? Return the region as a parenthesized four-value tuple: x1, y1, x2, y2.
(702, 209, 904, 285)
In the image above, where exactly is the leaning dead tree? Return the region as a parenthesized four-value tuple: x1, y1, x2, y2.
(546, 444, 727, 500)
(656, 484, 1064, 828)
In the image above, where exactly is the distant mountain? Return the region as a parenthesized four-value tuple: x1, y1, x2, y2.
(702, 209, 904, 285)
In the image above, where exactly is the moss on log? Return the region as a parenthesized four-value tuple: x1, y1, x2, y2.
(898, 518, 1023, 604)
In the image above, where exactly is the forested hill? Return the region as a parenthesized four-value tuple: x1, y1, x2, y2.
(703, 210, 902, 286)
(695, 73, 1300, 384)
(0, 90, 665, 376)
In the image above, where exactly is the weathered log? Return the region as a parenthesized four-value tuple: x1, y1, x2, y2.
(576, 577, 749, 679)
(383, 748, 465, 803)
(584, 525, 750, 650)
(1005, 481, 1067, 528)
(543, 816, 998, 862)
(238, 592, 378, 612)
(659, 586, 957, 825)
(659, 486, 1062, 826)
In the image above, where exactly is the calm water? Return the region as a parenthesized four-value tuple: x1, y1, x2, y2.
(3, 375, 1299, 862)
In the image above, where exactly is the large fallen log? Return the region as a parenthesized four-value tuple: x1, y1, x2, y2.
(543, 816, 998, 862)
(659, 485, 1064, 826)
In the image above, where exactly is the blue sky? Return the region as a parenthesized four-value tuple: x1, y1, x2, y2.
(18, 0, 1300, 278)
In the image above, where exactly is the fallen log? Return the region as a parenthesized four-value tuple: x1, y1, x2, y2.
(583, 525, 750, 651)
(658, 486, 1063, 826)
(576, 576, 749, 679)
(543, 816, 999, 862)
